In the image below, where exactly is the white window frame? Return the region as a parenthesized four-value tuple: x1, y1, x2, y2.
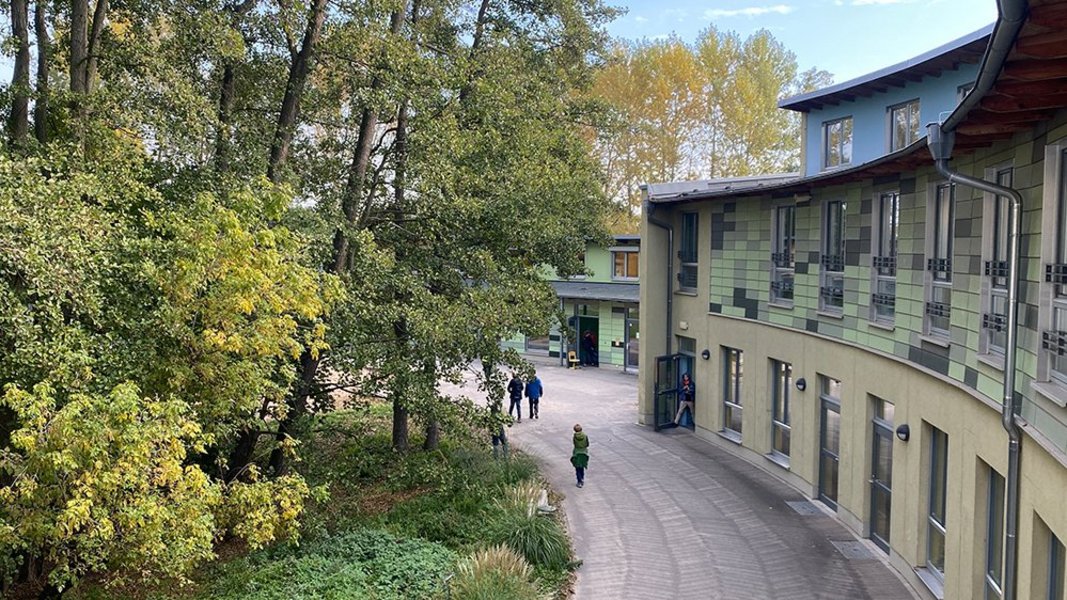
(722, 347, 743, 438)
(611, 248, 639, 281)
(1039, 143, 1067, 391)
(979, 166, 1013, 362)
(770, 359, 792, 462)
(679, 212, 699, 291)
(822, 116, 853, 170)
(888, 99, 921, 152)
(771, 203, 796, 306)
(925, 183, 955, 339)
(820, 199, 846, 314)
(871, 191, 899, 325)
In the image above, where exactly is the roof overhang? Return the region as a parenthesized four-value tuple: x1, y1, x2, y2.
(551, 281, 639, 303)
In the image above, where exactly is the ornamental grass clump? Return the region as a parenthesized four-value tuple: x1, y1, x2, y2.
(489, 483, 571, 571)
(449, 545, 545, 600)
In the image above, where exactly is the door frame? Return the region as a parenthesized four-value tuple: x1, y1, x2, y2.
(654, 353, 681, 431)
(870, 416, 894, 552)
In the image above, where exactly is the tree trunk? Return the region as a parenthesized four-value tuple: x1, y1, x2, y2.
(266, 0, 327, 183)
(458, 0, 491, 104)
(422, 421, 439, 450)
(8, 0, 31, 146)
(33, 0, 49, 144)
(331, 4, 408, 273)
(85, 0, 107, 93)
(392, 395, 409, 452)
(267, 350, 320, 476)
(214, 62, 237, 173)
(69, 0, 88, 95)
(225, 428, 259, 481)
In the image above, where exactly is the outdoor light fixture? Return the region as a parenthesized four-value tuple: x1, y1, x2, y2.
(701, 349, 711, 360)
(795, 378, 807, 391)
(896, 424, 910, 442)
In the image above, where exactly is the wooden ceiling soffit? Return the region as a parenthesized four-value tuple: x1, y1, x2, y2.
(1028, 1, 1067, 29)
(993, 77, 1067, 97)
(1016, 29, 1067, 59)
(967, 107, 1057, 123)
(956, 122, 1031, 136)
(1000, 57, 1067, 81)
(980, 91, 1067, 112)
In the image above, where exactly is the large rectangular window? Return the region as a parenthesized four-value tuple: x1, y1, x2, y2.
(927, 184, 955, 337)
(982, 168, 1012, 357)
(612, 250, 639, 280)
(1045, 149, 1067, 386)
(819, 376, 842, 510)
(770, 359, 792, 461)
(823, 117, 853, 169)
(1050, 533, 1065, 600)
(821, 200, 846, 313)
(771, 204, 796, 305)
(722, 347, 743, 438)
(985, 467, 1005, 600)
(889, 99, 921, 151)
(679, 212, 698, 290)
(872, 192, 899, 323)
(927, 427, 949, 581)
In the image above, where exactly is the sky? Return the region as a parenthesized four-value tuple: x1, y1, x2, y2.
(602, 0, 999, 84)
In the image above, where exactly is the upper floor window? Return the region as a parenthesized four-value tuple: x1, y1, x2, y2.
(872, 192, 899, 324)
(889, 99, 921, 151)
(926, 184, 955, 338)
(678, 212, 698, 291)
(982, 168, 1012, 358)
(820, 200, 846, 313)
(823, 117, 853, 169)
(1044, 149, 1067, 386)
(612, 250, 639, 280)
(771, 204, 796, 305)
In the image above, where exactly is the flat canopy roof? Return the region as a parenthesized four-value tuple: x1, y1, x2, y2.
(551, 281, 639, 303)
(779, 25, 992, 113)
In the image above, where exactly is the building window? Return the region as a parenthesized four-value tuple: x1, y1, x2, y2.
(985, 467, 1005, 600)
(926, 184, 955, 338)
(1044, 149, 1067, 386)
(1050, 533, 1065, 600)
(722, 347, 743, 437)
(679, 212, 698, 290)
(771, 204, 796, 305)
(612, 250, 639, 280)
(525, 334, 550, 354)
(982, 168, 1012, 357)
(818, 376, 842, 510)
(872, 192, 899, 324)
(770, 359, 792, 461)
(823, 117, 853, 169)
(820, 200, 846, 313)
(870, 396, 894, 552)
(889, 99, 921, 151)
(927, 427, 949, 581)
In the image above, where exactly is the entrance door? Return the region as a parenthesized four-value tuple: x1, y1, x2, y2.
(870, 398, 895, 552)
(577, 315, 599, 367)
(654, 354, 680, 430)
(624, 313, 639, 372)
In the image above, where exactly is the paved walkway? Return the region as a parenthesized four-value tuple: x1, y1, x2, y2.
(458, 358, 917, 600)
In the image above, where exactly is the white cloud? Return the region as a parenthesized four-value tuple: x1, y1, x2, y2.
(704, 4, 795, 18)
(635, 15, 649, 22)
(852, 0, 914, 5)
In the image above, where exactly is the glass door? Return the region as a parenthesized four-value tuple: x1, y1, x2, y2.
(625, 313, 639, 372)
(654, 354, 680, 431)
(870, 397, 895, 552)
(819, 392, 841, 509)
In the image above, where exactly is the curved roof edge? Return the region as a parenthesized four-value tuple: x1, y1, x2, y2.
(779, 24, 993, 112)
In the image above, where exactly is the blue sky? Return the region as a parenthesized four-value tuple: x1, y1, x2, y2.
(603, 0, 998, 83)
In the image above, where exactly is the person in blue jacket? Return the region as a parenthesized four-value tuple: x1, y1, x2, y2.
(673, 372, 695, 427)
(525, 372, 544, 419)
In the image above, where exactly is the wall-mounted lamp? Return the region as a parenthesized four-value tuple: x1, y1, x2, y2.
(701, 349, 711, 360)
(795, 377, 807, 391)
(895, 424, 910, 442)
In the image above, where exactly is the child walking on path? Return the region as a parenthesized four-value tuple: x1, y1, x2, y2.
(571, 424, 589, 488)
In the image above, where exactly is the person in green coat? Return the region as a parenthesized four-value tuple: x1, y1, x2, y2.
(571, 424, 589, 488)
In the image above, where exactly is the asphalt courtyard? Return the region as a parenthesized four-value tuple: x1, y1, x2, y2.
(454, 357, 918, 600)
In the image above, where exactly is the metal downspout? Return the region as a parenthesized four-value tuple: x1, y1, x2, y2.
(927, 123, 1023, 600)
(645, 198, 674, 356)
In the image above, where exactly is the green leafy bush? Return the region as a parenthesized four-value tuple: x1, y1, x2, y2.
(204, 529, 456, 600)
(449, 545, 545, 600)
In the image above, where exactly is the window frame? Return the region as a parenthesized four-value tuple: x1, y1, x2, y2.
(679, 212, 699, 291)
(980, 167, 1013, 360)
(818, 375, 842, 510)
(770, 359, 792, 461)
(722, 347, 743, 437)
(888, 99, 921, 152)
(926, 427, 949, 582)
(771, 203, 796, 306)
(871, 191, 899, 325)
(611, 248, 639, 281)
(822, 116, 853, 170)
(925, 183, 955, 339)
(1041, 145, 1067, 389)
(1050, 532, 1065, 600)
(820, 199, 847, 314)
(984, 466, 1006, 600)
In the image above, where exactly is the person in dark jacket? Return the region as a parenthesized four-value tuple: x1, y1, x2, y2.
(507, 372, 524, 422)
(673, 372, 695, 427)
(571, 424, 589, 487)
(525, 372, 544, 419)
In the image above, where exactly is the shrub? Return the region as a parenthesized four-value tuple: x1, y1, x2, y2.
(488, 485, 571, 571)
(449, 545, 545, 600)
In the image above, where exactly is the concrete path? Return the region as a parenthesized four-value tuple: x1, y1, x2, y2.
(456, 358, 917, 600)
